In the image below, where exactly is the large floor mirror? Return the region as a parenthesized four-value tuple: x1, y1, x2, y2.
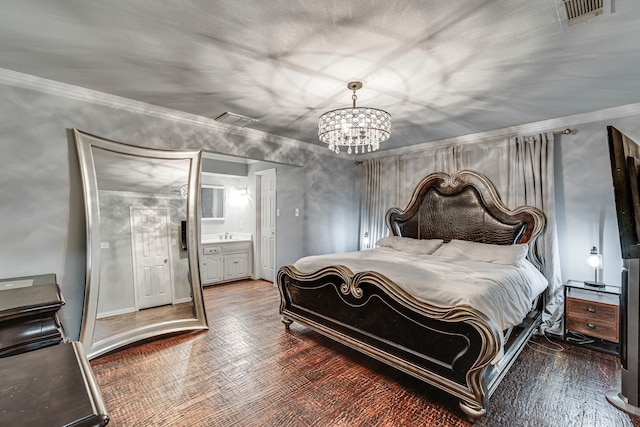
(75, 129, 208, 359)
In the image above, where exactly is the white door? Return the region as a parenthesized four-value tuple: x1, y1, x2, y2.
(131, 207, 174, 309)
(258, 170, 276, 282)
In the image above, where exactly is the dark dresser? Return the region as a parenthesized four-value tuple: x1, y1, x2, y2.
(0, 341, 109, 427)
(0, 273, 65, 356)
(0, 274, 109, 426)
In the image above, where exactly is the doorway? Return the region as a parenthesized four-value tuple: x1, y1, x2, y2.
(255, 169, 276, 283)
(130, 206, 174, 309)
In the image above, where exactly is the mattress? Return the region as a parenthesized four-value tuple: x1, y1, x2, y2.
(293, 247, 548, 332)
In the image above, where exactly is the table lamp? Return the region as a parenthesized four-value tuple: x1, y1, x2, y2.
(584, 246, 605, 288)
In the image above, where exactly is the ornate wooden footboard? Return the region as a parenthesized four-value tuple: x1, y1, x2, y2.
(278, 170, 546, 420)
(278, 265, 541, 420)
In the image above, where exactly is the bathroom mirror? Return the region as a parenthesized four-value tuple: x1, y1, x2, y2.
(74, 129, 208, 360)
(201, 185, 225, 220)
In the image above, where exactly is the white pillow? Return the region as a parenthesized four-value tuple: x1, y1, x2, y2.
(432, 239, 529, 267)
(375, 236, 444, 255)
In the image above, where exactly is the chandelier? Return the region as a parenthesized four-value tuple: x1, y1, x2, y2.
(318, 81, 391, 154)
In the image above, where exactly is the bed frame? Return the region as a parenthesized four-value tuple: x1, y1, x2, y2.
(277, 170, 546, 421)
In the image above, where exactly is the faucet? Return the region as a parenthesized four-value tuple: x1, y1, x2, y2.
(225, 232, 229, 240)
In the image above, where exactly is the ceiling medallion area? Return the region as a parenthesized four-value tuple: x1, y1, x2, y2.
(318, 81, 391, 155)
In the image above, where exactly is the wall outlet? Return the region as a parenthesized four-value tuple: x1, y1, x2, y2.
(100, 242, 109, 249)
(295, 208, 300, 217)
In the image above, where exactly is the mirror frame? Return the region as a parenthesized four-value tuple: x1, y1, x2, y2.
(74, 129, 208, 360)
(201, 184, 225, 221)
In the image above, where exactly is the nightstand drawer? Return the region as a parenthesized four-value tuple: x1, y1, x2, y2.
(565, 297, 619, 342)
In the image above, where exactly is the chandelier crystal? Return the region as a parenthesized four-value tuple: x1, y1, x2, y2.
(318, 81, 391, 154)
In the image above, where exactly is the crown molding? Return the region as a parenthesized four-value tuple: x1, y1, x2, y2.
(4, 67, 639, 161)
(0, 68, 328, 155)
(361, 102, 640, 159)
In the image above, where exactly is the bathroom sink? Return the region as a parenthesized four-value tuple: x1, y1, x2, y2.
(201, 234, 252, 244)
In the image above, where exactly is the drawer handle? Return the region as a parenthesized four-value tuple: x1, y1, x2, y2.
(587, 323, 596, 329)
(587, 307, 596, 313)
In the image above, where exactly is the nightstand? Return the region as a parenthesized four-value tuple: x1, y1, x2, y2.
(564, 280, 620, 355)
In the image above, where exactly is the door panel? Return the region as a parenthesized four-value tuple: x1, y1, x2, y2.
(260, 171, 276, 281)
(131, 207, 173, 309)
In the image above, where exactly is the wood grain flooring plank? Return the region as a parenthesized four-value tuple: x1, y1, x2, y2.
(89, 279, 640, 427)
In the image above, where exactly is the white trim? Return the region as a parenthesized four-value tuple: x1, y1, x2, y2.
(0, 67, 327, 155)
(174, 297, 193, 304)
(201, 171, 247, 179)
(96, 307, 136, 319)
(254, 168, 277, 176)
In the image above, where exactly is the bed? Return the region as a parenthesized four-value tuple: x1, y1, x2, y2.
(277, 170, 547, 421)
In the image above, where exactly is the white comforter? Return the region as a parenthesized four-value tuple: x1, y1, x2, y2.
(293, 247, 548, 332)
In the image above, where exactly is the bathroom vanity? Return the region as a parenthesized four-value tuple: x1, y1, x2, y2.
(201, 234, 253, 285)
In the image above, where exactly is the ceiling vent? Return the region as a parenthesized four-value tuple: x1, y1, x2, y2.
(557, 0, 611, 28)
(214, 112, 258, 128)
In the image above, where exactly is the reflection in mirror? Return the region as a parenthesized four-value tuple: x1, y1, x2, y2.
(201, 185, 225, 220)
(74, 129, 208, 360)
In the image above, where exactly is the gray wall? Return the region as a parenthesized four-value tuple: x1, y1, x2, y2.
(4, 69, 636, 342)
(0, 74, 358, 340)
(555, 115, 640, 287)
(247, 161, 308, 269)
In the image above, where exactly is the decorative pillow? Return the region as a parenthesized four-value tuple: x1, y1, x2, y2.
(432, 239, 529, 267)
(375, 236, 444, 255)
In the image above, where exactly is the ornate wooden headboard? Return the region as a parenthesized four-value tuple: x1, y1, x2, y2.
(385, 170, 546, 268)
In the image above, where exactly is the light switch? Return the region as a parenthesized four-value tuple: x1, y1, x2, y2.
(101, 242, 109, 249)
(295, 208, 300, 217)
(171, 239, 177, 246)
(276, 208, 280, 216)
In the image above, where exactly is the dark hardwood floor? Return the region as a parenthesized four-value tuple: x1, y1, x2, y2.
(94, 301, 194, 342)
(90, 279, 640, 427)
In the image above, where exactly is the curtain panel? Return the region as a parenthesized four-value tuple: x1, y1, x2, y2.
(359, 133, 563, 334)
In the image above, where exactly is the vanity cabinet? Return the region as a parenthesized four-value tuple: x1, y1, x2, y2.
(202, 247, 223, 284)
(201, 241, 252, 285)
(224, 253, 250, 281)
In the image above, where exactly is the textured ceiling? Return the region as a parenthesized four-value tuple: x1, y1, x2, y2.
(2, 1, 640, 152)
(92, 146, 189, 194)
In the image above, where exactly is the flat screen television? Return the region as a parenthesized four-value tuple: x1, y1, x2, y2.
(606, 125, 640, 415)
(608, 126, 640, 259)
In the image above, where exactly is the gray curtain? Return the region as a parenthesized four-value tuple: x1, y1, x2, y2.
(359, 157, 398, 250)
(359, 132, 563, 334)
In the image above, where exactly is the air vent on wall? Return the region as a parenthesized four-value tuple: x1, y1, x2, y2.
(565, 0, 602, 24)
(214, 112, 259, 128)
(558, 0, 610, 27)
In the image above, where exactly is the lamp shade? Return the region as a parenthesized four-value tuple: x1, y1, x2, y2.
(587, 246, 602, 268)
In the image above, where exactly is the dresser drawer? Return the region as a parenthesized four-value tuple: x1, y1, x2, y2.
(565, 297, 619, 342)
